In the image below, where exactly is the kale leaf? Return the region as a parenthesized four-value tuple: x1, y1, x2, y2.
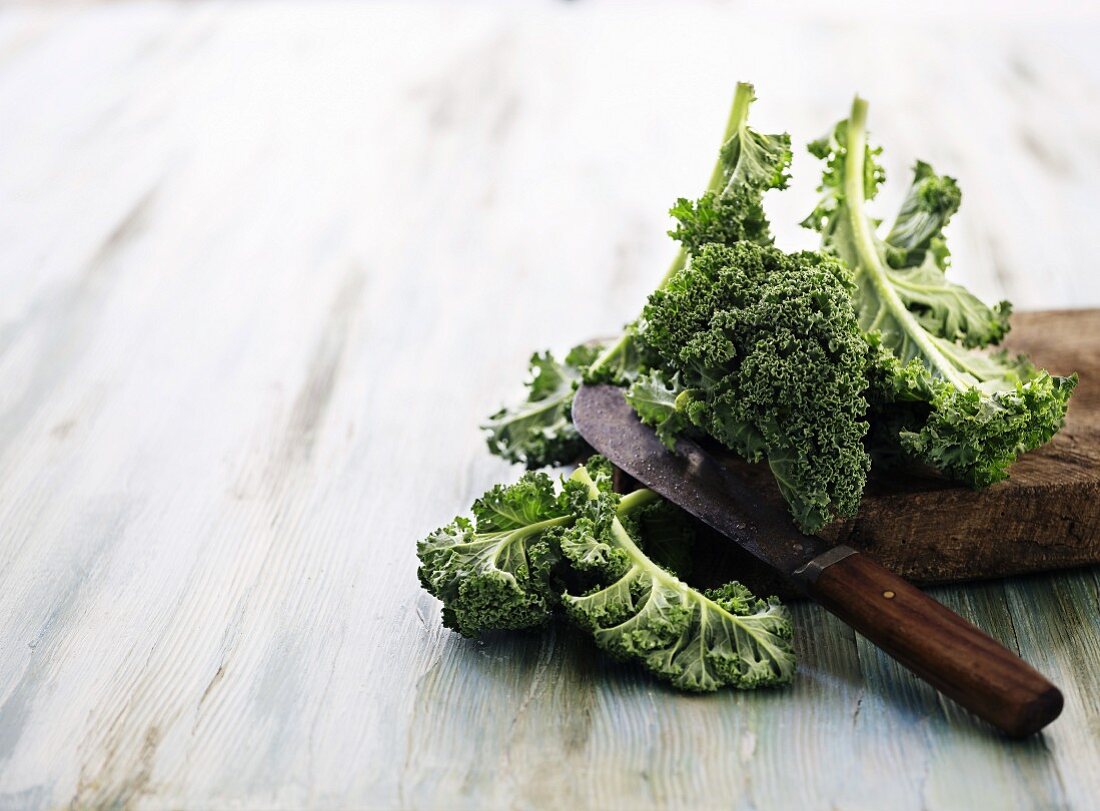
(482, 344, 600, 469)
(417, 471, 570, 636)
(562, 467, 795, 691)
(636, 242, 872, 533)
(484, 82, 791, 468)
(804, 98, 1076, 487)
(417, 460, 793, 691)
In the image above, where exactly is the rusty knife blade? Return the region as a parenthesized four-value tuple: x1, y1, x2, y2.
(572, 383, 833, 579)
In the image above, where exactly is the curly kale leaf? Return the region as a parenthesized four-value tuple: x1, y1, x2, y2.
(801, 120, 885, 246)
(896, 353, 1076, 487)
(416, 472, 571, 637)
(418, 461, 791, 691)
(669, 187, 770, 257)
(670, 82, 792, 254)
(638, 242, 872, 534)
(561, 468, 795, 691)
(806, 117, 1011, 353)
(805, 98, 1076, 486)
(590, 84, 791, 385)
(884, 159, 961, 272)
(583, 322, 654, 386)
(481, 344, 600, 469)
(625, 370, 696, 450)
(484, 83, 790, 468)
(889, 161, 1012, 347)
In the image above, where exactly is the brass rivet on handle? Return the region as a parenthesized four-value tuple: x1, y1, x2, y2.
(883, 590, 896, 599)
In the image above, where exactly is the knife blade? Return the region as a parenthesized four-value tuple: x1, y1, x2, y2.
(571, 380, 840, 581)
(571, 382, 1063, 738)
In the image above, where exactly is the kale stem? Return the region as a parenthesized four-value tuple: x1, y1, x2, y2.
(587, 332, 630, 376)
(843, 96, 967, 389)
(656, 247, 687, 289)
(704, 82, 753, 193)
(578, 468, 784, 651)
(588, 83, 753, 377)
(617, 487, 660, 514)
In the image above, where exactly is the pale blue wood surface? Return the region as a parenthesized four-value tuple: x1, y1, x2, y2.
(0, 2, 1098, 809)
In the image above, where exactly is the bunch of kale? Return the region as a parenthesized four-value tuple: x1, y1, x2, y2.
(417, 84, 1075, 692)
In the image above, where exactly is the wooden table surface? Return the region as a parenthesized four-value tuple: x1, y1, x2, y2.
(2, 2, 1099, 809)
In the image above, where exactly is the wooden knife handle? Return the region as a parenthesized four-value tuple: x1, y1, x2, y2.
(798, 549, 1063, 738)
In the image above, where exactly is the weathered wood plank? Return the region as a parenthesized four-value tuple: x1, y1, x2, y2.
(0, 3, 1097, 810)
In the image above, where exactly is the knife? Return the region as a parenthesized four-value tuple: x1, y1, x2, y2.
(572, 383, 1063, 738)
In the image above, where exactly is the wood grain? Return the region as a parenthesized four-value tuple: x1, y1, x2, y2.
(803, 551, 1063, 738)
(0, 2, 1098, 810)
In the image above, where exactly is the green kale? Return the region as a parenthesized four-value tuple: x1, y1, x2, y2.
(669, 82, 791, 255)
(804, 97, 1076, 487)
(884, 159, 962, 273)
(417, 460, 793, 691)
(623, 369, 695, 450)
(561, 467, 795, 691)
(482, 344, 599, 469)
(416, 471, 571, 636)
(484, 82, 791, 468)
(424, 83, 1080, 704)
(636, 242, 872, 534)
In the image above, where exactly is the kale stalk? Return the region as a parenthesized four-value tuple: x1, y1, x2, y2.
(482, 82, 791, 468)
(417, 459, 795, 691)
(805, 97, 1076, 486)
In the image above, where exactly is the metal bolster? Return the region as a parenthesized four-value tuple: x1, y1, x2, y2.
(792, 545, 859, 585)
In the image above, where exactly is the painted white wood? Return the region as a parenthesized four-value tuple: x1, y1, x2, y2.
(0, 2, 1098, 809)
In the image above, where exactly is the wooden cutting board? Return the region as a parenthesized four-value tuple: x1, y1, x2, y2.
(684, 308, 1100, 596)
